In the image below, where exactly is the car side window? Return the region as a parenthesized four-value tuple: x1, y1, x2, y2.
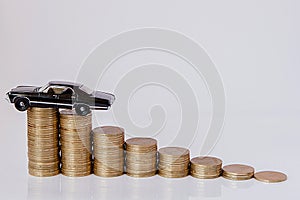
(61, 88, 74, 95)
(42, 86, 69, 95)
(59, 87, 75, 99)
(51, 86, 67, 94)
(47, 88, 54, 95)
(42, 86, 54, 94)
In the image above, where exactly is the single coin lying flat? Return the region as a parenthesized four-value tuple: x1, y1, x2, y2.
(254, 171, 287, 183)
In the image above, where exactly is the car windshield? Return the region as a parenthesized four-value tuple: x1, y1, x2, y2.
(80, 85, 93, 94)
(38, 84, 49, 92)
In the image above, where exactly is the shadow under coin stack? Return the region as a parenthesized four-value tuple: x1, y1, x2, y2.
(93, 126, 124, 177)
(190, 156, 222, 179)
(222, 164, 254, 180)
(60, 110, 92, 177)
(125, 138, 157, 177)
(158, 147, 190, 178)
(27, 107, 60, 177)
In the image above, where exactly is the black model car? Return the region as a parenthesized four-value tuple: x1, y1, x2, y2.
(6, 81, 115, 116)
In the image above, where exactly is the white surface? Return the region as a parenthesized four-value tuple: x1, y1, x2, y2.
(0, 0, 299, 199)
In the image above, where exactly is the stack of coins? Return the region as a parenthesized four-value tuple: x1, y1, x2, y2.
(190, 156, 222, 179)
(125, 137, 157, 177)
(60, 110, 92, 177)
(158, 147, 190, 178)
(222, 164, 254, 180)
(93, 126, 125, 177)
(27, 107, 60, 177)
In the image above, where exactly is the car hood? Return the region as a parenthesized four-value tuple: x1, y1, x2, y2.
(92, 91, 115, 105)
(11, 86, 38, 93)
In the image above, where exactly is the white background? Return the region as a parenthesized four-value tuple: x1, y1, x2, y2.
(0, 0, 299, 199)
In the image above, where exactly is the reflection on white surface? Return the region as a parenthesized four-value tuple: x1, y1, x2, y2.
(27, 174, 258, 200)
(116, 175, 159, 200)
(222, 178, 255, 190)
(157, 176, 192, 200)
(61, 175, 92, 200)
(92, 175, 126, 199)
(27, 175, 61, 200)
(188, 177, 222, 198)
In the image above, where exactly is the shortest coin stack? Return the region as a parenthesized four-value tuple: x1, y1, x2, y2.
(190, 156, 222, 179)
(126, 137, 157, 177)
(93, 126, 125, 177)
(222, 164, 254, 180)
(158, 147, 190, 178)
(254, 171, 287, 183)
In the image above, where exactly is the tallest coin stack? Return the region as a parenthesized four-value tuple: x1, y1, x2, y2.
(27, 107, 60, 177)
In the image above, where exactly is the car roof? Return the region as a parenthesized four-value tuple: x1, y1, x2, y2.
(48, 81, 82, 87)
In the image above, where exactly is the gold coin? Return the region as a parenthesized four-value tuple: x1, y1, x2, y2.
(158, 147, 190, 178)
(60, 109, 92, 177)
(190, 156, 222, 179)
(158, 163, 189, 171)
(126, 170, 157, 178)
(28, 168, 60, 177)
(93, 126, 124, 135)
(126, 137, 157, 147)
(222, 164, 254, 180)
(223, 164, 254, 175)
(190, 173, 220, 179)
(191, 156, 222, 167)
(27, 107, 60, 177)
(158, 169, 189, 178)
(222, 174, 252, 180)
(94, 170, 123, 177)
(254, 171, 287, 183)
(61, 170, 91, 177)
(159, 147, 189, 157)
(125, 137, 157, 178)
(93, 126, 125, 177)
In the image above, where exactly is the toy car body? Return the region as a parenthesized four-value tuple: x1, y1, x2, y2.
(6, 81, 115, 115)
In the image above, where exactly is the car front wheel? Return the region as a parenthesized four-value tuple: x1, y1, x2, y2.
(15, 97, 30, 111)
(74, 103, 91, 116)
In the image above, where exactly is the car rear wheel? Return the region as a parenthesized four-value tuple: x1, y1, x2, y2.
(15, 97, 30, 111)
(74, 104, 91, 116)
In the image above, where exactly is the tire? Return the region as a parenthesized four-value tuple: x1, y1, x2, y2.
(14, 97, 30, 111)
(74, 103, 91, 116)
